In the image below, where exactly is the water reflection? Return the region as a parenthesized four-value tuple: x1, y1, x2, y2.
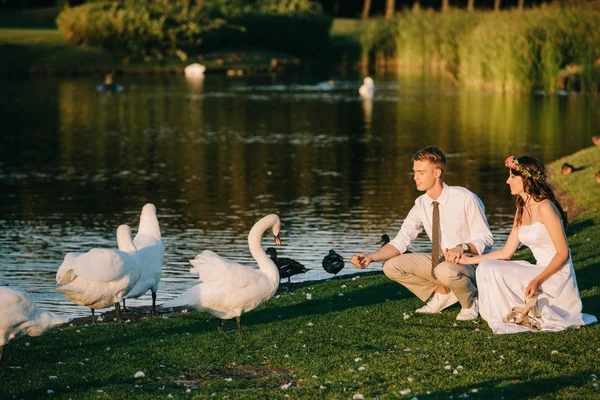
(0, 74, 597, 317)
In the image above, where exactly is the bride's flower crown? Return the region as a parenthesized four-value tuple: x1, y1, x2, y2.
(505, 156, 546, 180)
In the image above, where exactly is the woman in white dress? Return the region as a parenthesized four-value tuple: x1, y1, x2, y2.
(459, 156, 597, 334)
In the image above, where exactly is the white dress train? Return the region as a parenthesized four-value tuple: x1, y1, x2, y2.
(477, 222, 597, 334)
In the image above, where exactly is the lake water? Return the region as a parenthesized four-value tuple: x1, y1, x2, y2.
(1, 73, 598, 317)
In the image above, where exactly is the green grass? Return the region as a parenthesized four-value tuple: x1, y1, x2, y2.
(1, 148, 600, 399)
(0, 7, 60, 29)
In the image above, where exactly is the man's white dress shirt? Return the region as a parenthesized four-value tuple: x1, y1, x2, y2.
(389, 183, 493, 256)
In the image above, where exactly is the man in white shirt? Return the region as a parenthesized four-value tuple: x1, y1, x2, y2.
(351, 146, 493, 320)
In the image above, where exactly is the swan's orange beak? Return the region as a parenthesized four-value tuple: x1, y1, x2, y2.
(274, 234, 281, 246)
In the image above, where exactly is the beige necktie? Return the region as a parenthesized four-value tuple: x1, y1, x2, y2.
(431, 201, 440, 279)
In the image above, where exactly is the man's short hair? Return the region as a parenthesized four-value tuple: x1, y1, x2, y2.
(412, 146, 446, 173)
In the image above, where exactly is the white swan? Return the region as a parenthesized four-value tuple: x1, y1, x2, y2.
(56, 225, 141, 324)
(163, 214, 282, 332)
(120, 203, 164, 314)
(359, 76, 375, 99)
(184, 63, 206, 78)
(0, 287, 69, 361)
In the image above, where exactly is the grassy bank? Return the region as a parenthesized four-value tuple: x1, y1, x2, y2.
(1, 148, 599, 398)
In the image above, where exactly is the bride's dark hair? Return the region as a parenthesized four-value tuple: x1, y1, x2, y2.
(508, 156, 568, 229)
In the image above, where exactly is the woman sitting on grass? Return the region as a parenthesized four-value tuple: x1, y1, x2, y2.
(459, 156, 597, 334)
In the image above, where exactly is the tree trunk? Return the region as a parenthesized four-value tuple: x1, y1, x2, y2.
(442, 0, 449, 13)
(494, 0, 501, 11)
(467, 0, 475, 11)
(517, 0, 524, 11)
(362, 0, 372, 20)
(385, 0, 396, 20)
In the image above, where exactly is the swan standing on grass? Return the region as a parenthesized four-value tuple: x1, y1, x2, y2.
(120, 204, 164, 314)
(56, 225, 141, 324)
(163, 214, 282, 333)
(0, 287, 69, 361)
(359, 77, 375, 99)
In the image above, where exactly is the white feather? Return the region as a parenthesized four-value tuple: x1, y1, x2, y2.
(0, 287, 69, 347)
(123, 203, 164, 299)
(55, 225, 141, 310)
(163, 214, 281, 320)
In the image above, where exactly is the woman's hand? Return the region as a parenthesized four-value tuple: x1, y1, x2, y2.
(525, 278, 541, 298)
(352, 253, 372, 269)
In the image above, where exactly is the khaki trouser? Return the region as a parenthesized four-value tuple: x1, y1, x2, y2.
(383, 253, 477, 308)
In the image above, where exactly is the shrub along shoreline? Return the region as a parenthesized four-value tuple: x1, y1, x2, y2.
(0, 147, 598, 399)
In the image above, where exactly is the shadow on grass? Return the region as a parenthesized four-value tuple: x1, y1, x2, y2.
(423, 371, 597, 399)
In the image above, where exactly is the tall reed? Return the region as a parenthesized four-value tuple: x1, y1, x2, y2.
(356, 5, 600, 93)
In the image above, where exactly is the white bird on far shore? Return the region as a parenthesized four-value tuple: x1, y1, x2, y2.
(359, 77, 375, 99)
(184, 63, 206, 78)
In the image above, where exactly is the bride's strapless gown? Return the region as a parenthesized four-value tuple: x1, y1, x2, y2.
(477, 222, 597, 334)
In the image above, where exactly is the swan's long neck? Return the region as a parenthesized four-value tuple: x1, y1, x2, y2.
(117, 226, 138, 254)
(248, 215, 280, 282)
(139, 206, 161, 239)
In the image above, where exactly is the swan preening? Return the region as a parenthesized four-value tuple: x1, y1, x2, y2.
(0, 287, 69, 361)
(56, 225, 141, 324)
(184, 63, 206, 78)
(359, 77, 375, 99)
(119, 203, 164, 314)
(163, 214, 282, 333)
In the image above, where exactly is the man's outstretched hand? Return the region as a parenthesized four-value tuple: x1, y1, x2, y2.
(352, 253, 372, 269)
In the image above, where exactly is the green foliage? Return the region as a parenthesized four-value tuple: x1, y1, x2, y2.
(57, 1, 227, 62)
(355, 5, 600, 93)
(56, 0, 330, 62)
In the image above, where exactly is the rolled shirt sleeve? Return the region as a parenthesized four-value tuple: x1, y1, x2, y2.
(464, 192, 494, 255)
(389, 204, 423, 254)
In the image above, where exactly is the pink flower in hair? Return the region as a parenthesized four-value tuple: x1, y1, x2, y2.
(505, 156, 518, 169)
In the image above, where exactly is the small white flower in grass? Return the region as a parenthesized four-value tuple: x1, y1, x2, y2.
(49, 376, 57, 380)
(97, 390, 104, 393)
(355, 357, 362, 362)
(551, 350, 559, 355)
(276, 295, 280, 299)
(591, 374, 598, 380)
(404, 348, 411, 352)
(79, 362, 84, 366)
(224, 378, 233, 381)
(453, 369, 459, 375)
(76, 330, 81, 333)
(280, 382, 292, 389)
(341, 284, 347, 288)
(307, 322, 314, 326)
(47, 389, 54, 394)
(306, 294, 312, 300)
(285, 354, 290, 358)
(186, 389, 191, 393)
(407, 377, 414, 382)
(400, 389, 412, 395)
(457, 365, 463, 370)
(58, 362, 63, 365)
(445, 365, 452, 370)
(358, 366, 366, 371)
(352, 394, 364, 400)
(403, 313, 410, 320)
(312, 375, 318, 378)
(168, 394, 173, 398)
(134, 371, 145, 378)
(453, 323, 458, 327)
(471, 389, 479, 393)
(303, 344, 306, 348)
(320, 385, 327, 389)
(475, 328, 480, 332)
(66, 386, 71, 389)
(339, 293, 344, 297)
(105, 347, 111, 351)
(593, 383, 599, 388)
(298, 330, 304, 334)
(500, 355, 505, 360)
